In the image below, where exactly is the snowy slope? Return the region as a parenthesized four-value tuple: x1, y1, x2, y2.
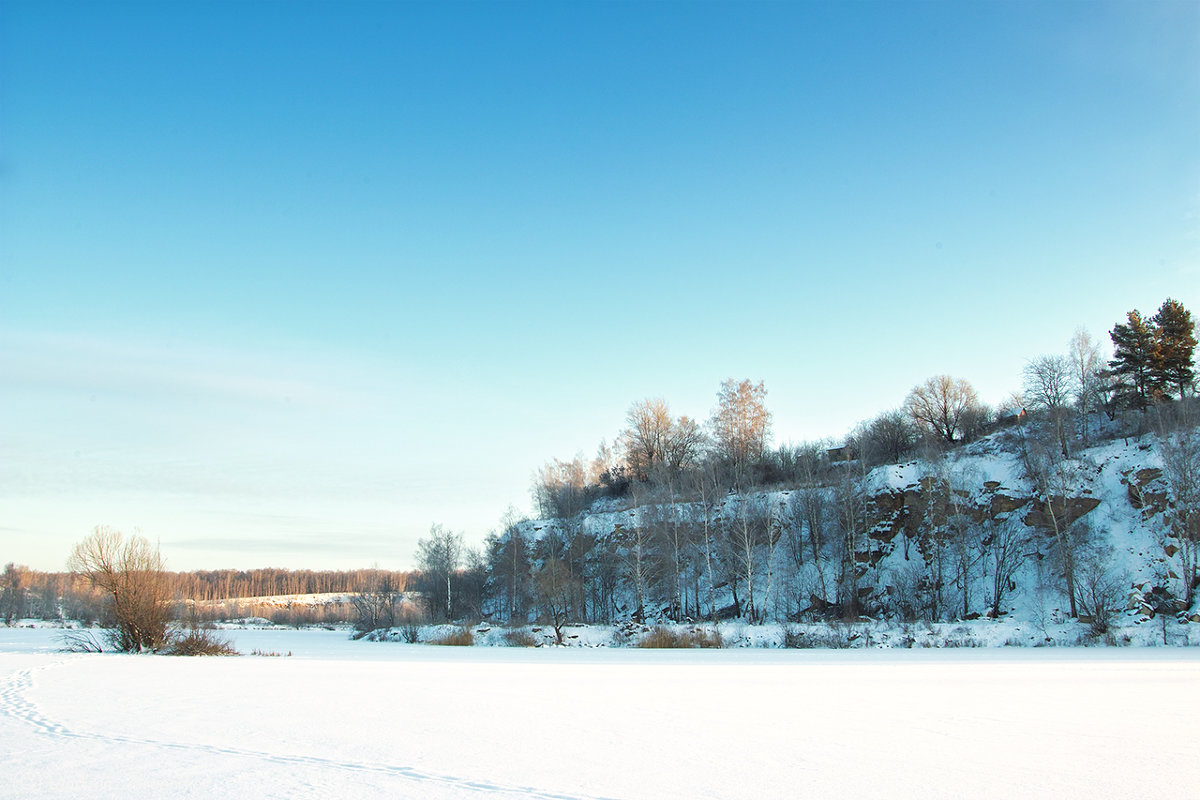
(518, 427, 1197, 631)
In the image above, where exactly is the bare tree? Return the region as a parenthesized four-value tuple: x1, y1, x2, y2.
(1069, 328, 1104, 446)
(793, 449, 831, 607)
(620, 398, 675, 480)
(416, 524, 463, 621)
(1, 563, 30, 625)
(619, 483, 655, 622)
(1024, 354, 1074, 457)
(904, 375, 981, 444)
(945, 464, 983, 618)
(1074, 542, 1128, 635)
(535, 557, 580, 645)
(710, 379, 772, 487)
(855, 409, 917, 466)
(983, 516, 1031, 619)
(759, 496, 785, 623)
(1157, 407, 1200, 607)
(1024, 354, 1073, 411)
(725, 494, 772, 623)
(351, 570, 408, 633)
(663, 415, 706, 474)
(648, 464, 691, 620)
(1020, 433, 1086, 618)
(620, 399, 706, 481)
(533, 454, 597, 519)
(686, 460, 725, 621)
(913, 451, 950, 619)
(833, 461, 869, 621)
(486, 507, 533, 622)
(67, 527, 172, 653)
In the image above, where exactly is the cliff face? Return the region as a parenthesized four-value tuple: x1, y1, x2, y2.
(521, 429, 1195, 625)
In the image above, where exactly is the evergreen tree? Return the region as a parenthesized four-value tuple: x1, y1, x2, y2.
(1108, 310, 1159, 409)
(1152, 298, 1197, 399)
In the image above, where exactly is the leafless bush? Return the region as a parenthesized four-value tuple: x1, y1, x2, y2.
(936, 633, 982, 648)
(162, 626, 239, 656)
(782, 626, 805, 648)
(1076, 546, 1127, 635)
(783, 626, 852, 649)
(399, 623, 422, 643)
(1101, 631, 1131, 647)
(637, 626, 723, 648)
(502, 628, 539, 647)
(352, 573, 405, 632)
(429, 627, 474, 646)
(60, 629, 106, 653)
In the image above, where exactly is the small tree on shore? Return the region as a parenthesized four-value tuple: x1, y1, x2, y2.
(351, 571, 407, 633)
(416, 524, 463, 620)
(67, 527, 172, 653)
(535, 557, 580, 645)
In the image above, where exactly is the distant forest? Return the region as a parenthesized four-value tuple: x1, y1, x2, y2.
(0, 566, 415, 627)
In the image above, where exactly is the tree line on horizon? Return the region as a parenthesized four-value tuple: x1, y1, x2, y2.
(0, 561, 417, 628)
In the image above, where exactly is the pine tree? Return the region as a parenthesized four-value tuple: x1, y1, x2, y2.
(1152, 298, 1197, 399)
(1109, 310, 1159, 409)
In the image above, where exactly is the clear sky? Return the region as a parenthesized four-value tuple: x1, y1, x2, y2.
(2, 0, 1197, 572)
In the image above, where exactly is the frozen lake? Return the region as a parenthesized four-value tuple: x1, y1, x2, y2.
(2, 626, 1197, 799)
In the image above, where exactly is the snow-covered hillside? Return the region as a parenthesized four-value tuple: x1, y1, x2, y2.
(512, 423, 1198, 637)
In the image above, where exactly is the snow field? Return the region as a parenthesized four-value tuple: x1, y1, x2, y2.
(2, 629, 1198, 799)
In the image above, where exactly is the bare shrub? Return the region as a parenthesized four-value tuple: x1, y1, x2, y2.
(429, 627, 474, 646)
(1076, 546, 1127, 635)
(60, 629, 106, 653)
(162, 626, 239, 656)
(782, 626, 805, 648)
(502, 628, 539, 647)
(352, 572, 405, 632)
(939, 632, 982, 648)
(637, 626, 723, 648)
(1102, 631, 1131, 647)
(784, 626, 852, 649)
(250, 649, 291, 657)
(399, 623, 422, 643)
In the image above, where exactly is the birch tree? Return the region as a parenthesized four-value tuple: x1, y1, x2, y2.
(416, 524, 463, 621)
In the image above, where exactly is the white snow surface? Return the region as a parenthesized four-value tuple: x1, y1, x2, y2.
(3, 626, 1198, 799)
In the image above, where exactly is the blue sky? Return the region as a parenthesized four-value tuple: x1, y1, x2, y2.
(2, 1, 1197, 571)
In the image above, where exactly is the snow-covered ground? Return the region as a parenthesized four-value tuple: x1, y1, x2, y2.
(2, 626, 1198, 799)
